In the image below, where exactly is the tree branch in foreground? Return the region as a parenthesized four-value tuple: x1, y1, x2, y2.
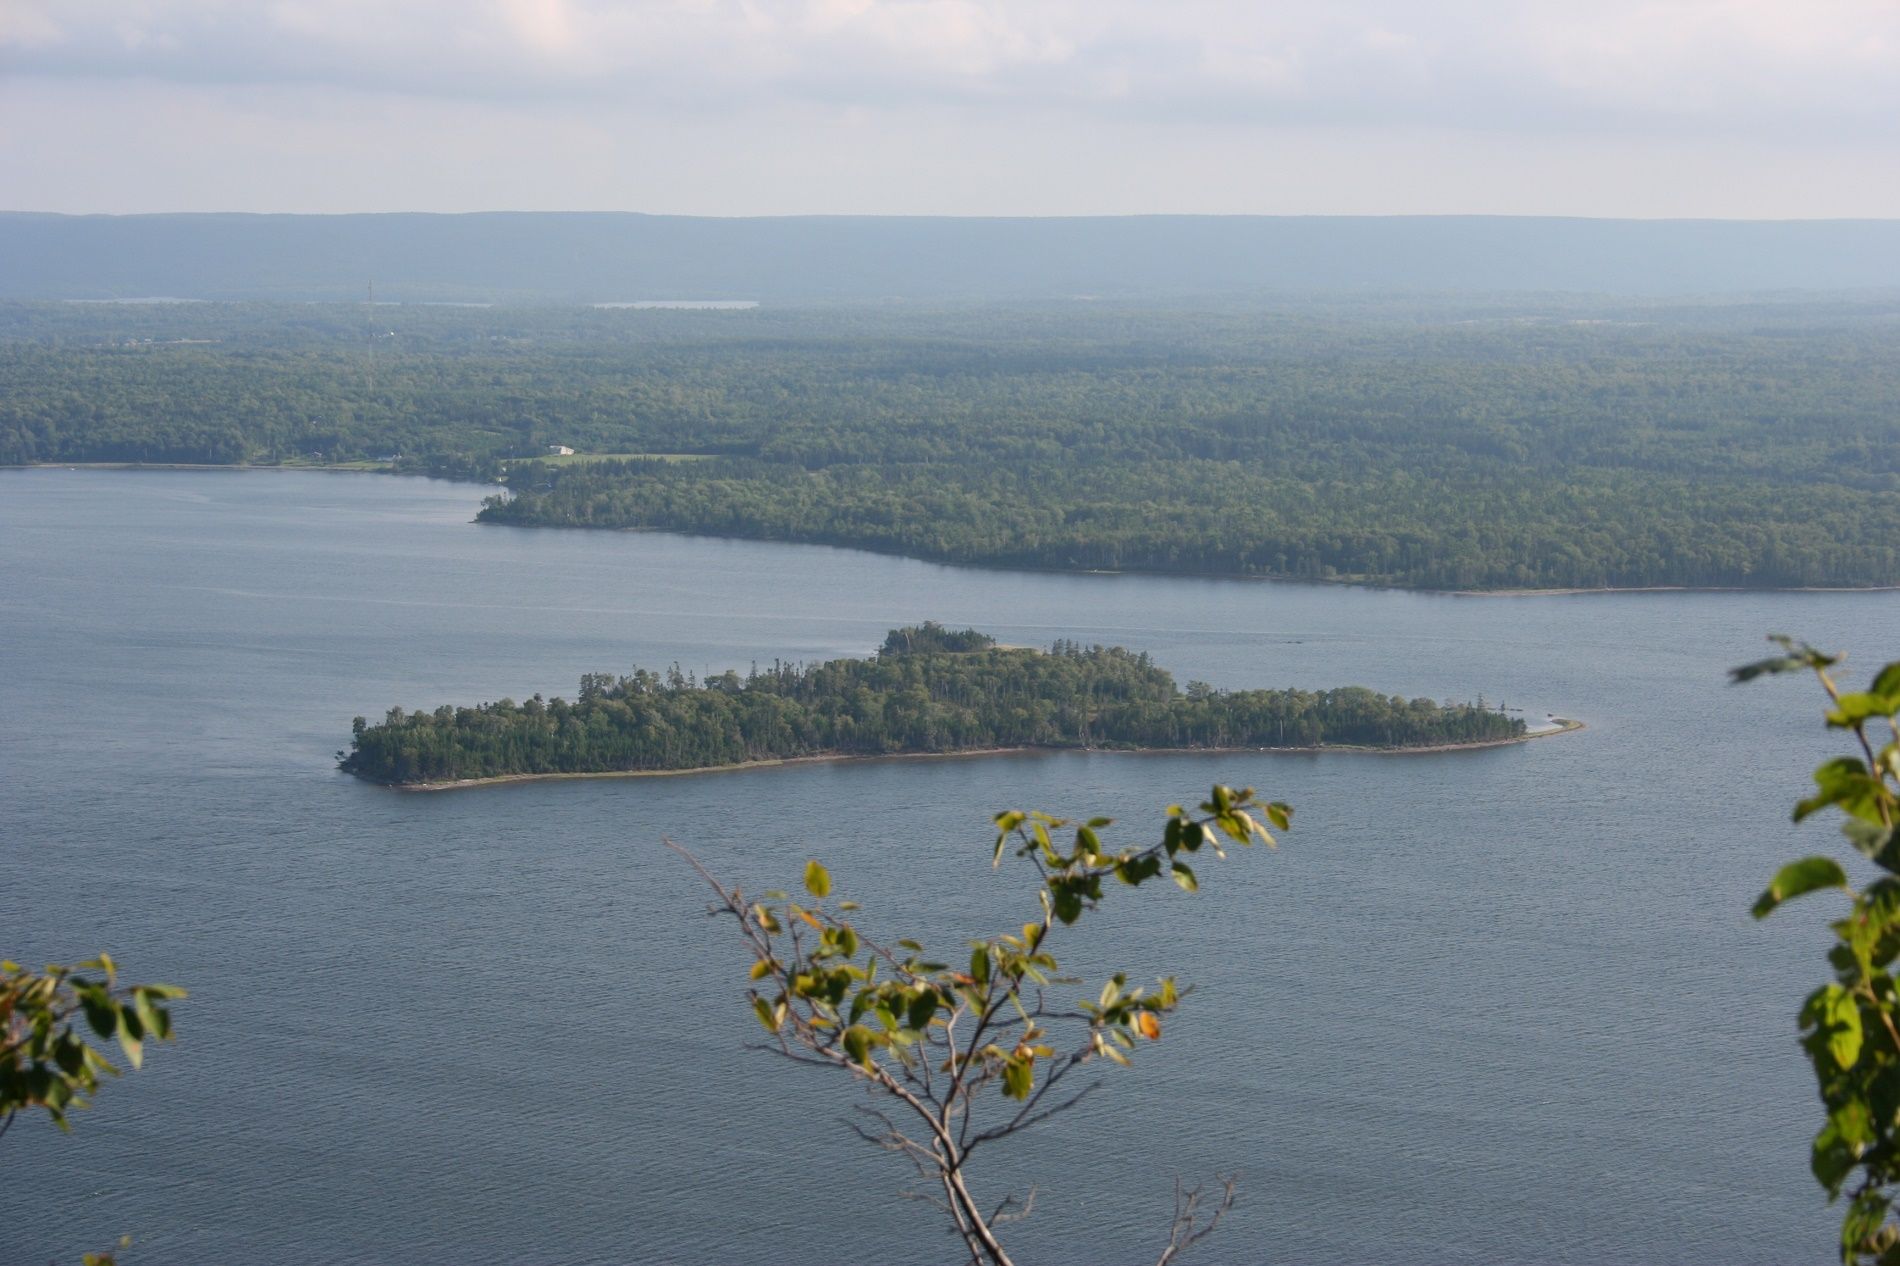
(669, 782, 1289, 1266)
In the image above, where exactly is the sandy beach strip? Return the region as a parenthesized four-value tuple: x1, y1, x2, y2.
(385, 720, 1586, 792)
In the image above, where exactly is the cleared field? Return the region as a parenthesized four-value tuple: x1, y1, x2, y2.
(524, 452, 716, 467)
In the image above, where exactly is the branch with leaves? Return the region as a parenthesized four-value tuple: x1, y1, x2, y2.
(0, 954, 184, 1143)
(1738, 635, 1900, 1264)
(671, 783, 1286, 1266)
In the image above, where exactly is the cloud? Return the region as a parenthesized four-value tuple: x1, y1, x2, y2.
(6, 0, 1900, 217)
(5, 0, 1900, 137)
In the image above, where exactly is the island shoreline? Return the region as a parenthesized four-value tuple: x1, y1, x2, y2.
(379, 719, 1586, 793)
(12, 467, 1900, 596)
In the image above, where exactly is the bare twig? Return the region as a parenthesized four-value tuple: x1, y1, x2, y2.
(990, 1185, 1039, 1226)
(967, 1062, 1099, 1149)
(1154, 1174, 1241, 1266)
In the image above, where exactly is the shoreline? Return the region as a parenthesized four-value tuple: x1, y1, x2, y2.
(1452, 584, 1900, 597)
(382, 719, 1586, 793)
(7, 460, 406, 475)
(12, 466, 1899, 597)
(492, 521, 1900, 599)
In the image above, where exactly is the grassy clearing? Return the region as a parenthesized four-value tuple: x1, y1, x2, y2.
(287, 459, 393, 471)
(525, 452, 717, 467)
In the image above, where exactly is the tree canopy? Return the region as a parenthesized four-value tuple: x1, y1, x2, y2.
(8, 296, 1900, 590)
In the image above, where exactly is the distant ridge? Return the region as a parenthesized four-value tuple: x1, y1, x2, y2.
(7, 212, 1900, 302)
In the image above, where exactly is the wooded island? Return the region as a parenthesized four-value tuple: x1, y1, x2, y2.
(339, 624, 1529, 787)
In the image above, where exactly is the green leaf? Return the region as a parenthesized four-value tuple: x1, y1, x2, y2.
(1031, 821, 1053, 858)
(1842, 818, 1900, 873)
(1171, 862, 1198, 893)
(1843, 1190, 1892, 1259)
(1732, 655, 1811, 683)
(842, 1024, 875, 1068)
(1731, 636, 1839, 684)
(1827, 993, 1865, 1069)
(81, 995, 117, 1039)
(1002, 1058, 1033, 1100)
(1831, 1096, 1875, 1150)
(803, 859, 831, 899)
(752, 997, 779, 1033)
(1114, 854, 1160, 886)
(132, 992, 165, 1045)
(969, 946, 991, 987)
(1050, 886, 1083, 926)
(1813, 1119, 1857, 1192)
(1826, 693, 1898, 728)
(1803, 985, 1866, 1072)
(1795, 758, 1886, 825)
(1752, 856, 1848, 918)
(1871, 662, 1900, 699)
(52, 1035, 85, 1077)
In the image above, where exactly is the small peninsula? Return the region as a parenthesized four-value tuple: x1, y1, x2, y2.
(339, 624, 1534, 788)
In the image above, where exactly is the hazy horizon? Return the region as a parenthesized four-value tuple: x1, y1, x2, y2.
(11, 209, 1900, 223)
(15, 212, 1900, 301)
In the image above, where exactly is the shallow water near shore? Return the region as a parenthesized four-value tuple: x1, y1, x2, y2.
(3, 466, 1894, 1264)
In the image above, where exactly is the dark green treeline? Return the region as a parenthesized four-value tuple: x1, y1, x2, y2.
(339, 625, 1526, 785)
(478, 456, 1900, 591)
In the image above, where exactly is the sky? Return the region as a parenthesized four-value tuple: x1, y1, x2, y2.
(3, 0, 1899, 217)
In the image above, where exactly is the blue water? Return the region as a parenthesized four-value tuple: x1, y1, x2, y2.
(2, 467, 1892, 1264)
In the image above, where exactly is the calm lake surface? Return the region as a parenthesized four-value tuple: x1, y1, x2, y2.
(3, 468, 1894, 1265)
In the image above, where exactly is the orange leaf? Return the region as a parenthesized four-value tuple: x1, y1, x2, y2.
(1136, 1012, 1162, 1041)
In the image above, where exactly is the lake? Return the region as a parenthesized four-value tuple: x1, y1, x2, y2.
(2, 467, 1890, 1264)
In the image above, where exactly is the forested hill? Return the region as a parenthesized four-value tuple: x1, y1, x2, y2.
(10, 299, 1900, 590)
(338, 625, 1527, 786)
(10, 212, 1900, 301)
